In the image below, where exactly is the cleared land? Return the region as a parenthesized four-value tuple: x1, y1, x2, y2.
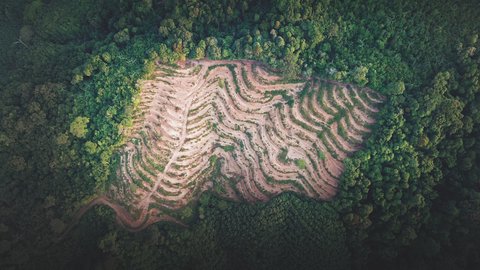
(74, 60, 383, 230)
(113, 60, 383, 223)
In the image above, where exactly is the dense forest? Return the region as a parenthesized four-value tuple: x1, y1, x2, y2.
(1, 0, 479, 269)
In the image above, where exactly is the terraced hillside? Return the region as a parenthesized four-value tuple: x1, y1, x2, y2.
(107, 60, 384, 221)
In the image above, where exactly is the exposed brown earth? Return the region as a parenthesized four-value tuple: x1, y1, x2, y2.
(70, 60, 384, 231)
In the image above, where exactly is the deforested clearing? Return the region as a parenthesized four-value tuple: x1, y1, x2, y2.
(100, 60, 384, 228)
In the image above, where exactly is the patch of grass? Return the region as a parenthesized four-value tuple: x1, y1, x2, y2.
(316, 149, 325, 160)
(337, 123, 348, 139)
(209, 155, 218, 166)
(221, 145, 235, 152)
(278, 147, 290, 163)
(238, 139, 244, 150)
(131, 137, 140, 145)
(218, 78, 225, 88)
(264, 90, 294, 107)
(129, 182, 137, 193)
(245, 131, 253, 140)
(295, 159, 307, 170)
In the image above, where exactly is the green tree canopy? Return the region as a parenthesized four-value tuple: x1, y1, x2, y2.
(69, 116, 89, 138)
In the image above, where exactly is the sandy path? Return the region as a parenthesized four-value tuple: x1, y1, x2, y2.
(59, 195, 185, 238)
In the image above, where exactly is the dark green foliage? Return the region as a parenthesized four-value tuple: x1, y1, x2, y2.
(294, 159, 306, 169)
(264, 90, 294, 107)
(220, 145, 235, 152)
(277, 147, 290, 163)
(316, 148, 326, 160)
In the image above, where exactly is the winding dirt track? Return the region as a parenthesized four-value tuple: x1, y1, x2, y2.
(67, 60, 384, 232)
(61, 196, 185, 237)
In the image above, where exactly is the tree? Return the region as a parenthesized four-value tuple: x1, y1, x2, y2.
(114, 28, 130, 44)
(385, 81, 405, 95)
(206, 37, 221, 59)
(276, 36, 285, 47)
(49, 218, 65, 234)
(19, 25, 34, 44)
(306, 22, 324, 48)
(295, 159, 306, 169)
(69, 117, 89, 138)
(352, 66, 369, 86)
(193, 40, 206, 59)
(85, 141, 97, 154)
(23, 0, 43, 24)
(274, 20, 281, 29)
(158, 19, 175, 38)
(253, 42, 263, 57)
